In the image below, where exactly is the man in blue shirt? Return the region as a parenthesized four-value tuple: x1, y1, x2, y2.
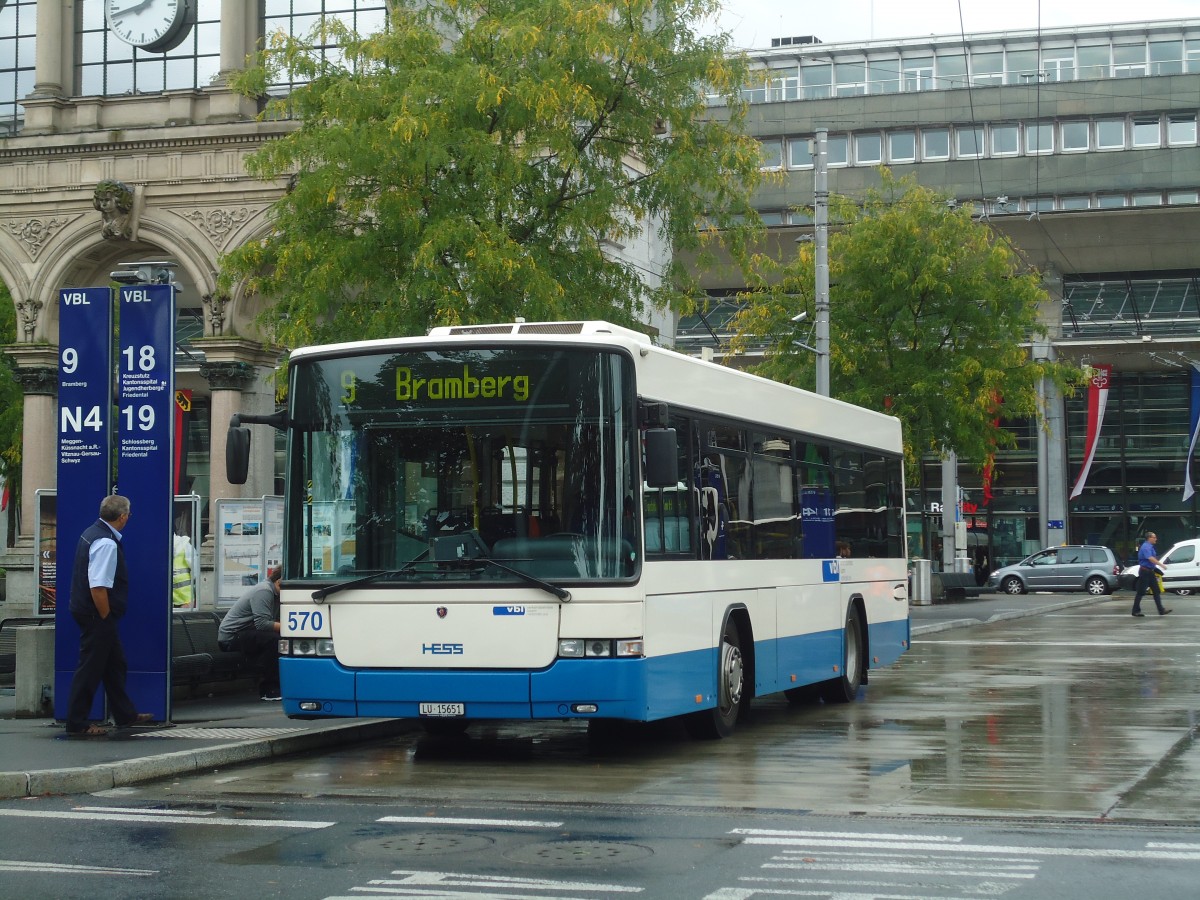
(64, 494, 154, 736)
(1132, 532, 1171, 618)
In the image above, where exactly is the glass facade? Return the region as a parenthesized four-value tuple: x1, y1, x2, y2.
(0, 0, 35, 136)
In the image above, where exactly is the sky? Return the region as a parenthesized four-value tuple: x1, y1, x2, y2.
(707, 1, 1200, 50)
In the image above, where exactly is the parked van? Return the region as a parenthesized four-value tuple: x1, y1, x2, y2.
(1119, 538, 1200, 595)
(987, 545, 1120, 595)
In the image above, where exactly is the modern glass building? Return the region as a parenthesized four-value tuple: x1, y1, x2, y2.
(681, 18, 1200, 574)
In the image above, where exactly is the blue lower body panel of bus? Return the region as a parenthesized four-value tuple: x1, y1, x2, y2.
(867, 617, 910, 668)
(280, 653, 712, 721)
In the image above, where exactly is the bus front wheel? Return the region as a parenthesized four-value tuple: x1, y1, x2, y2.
(685, 618, 745, 739)
(820, 608, 864, 704)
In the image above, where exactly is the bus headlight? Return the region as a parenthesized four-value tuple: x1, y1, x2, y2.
(281, 639, 336, 657)
(558, 638, 643, 659)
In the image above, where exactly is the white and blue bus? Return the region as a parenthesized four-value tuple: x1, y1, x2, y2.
(227, 320, 909, 737)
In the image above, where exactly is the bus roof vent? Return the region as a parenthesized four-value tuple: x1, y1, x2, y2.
(516, 322, 584, 335)
(441, 324, 520, 335)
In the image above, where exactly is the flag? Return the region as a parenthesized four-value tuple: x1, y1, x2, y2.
(1069, 364, 1112, 500)
(0, 476, 7, 511)
(1184, 366, 1200, 501)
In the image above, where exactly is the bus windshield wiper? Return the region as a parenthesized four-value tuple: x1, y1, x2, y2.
(468, 557, 572, 602)
(311, 549, 430, 603)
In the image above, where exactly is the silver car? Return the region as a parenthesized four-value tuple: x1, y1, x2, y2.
(987, 545, 1120, 595)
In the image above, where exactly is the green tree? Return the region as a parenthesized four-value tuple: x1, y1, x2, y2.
(0, 285, 22, 533)
(220, 0, 763, 346)
(731, 169, 1081, 477)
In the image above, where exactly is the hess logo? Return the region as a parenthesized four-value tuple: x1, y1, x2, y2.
(422, 643, 463, 655)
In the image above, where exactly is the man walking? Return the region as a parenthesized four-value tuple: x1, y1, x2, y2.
(218, 567, 282, 700)
(64, 494, 153, 736)
(1132, 531, 1172, 618)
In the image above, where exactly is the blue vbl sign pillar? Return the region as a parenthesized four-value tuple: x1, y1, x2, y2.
(116, 283, 176, 722)
(54, 287, 114, 721)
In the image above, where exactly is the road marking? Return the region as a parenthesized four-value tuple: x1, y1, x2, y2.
(330, 868, 643, 896)
(0, 859, 156, 877)
(376, 815, 564, 828)
(0, 808, 333, 829)
(133, 726, 303, 740)
(733, 829, 963, 843)
(733, 831, 1200, 861)
(922, 640, 1200, 647)
(75, 805, 216, 817)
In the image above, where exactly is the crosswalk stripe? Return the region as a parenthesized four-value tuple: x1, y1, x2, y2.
(0, 859, 156, 876)
(377, 816, 564, 828)
(0, 808, 333, 829)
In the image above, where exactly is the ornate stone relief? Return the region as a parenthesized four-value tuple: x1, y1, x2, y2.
(93, 179, 136, 241)
(199, 360, 255, 391)
(13, 366, 57, 396)
(202, 293, 231, 336)
(15, 298, 43, 342)
(184, 207, 252, 251)
(2, 217, 72, 260)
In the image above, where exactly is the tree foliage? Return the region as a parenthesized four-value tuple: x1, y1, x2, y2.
(221, 0, 763, 346)
(0, 285, 22, 520)
(731, 169, 1082, 476)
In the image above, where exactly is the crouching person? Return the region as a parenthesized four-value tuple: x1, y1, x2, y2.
(218, 567, 282, 700)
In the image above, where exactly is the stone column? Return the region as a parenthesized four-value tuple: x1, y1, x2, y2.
(3, 346, 59, 544)
(208, 0, 260, 122)
(198, 339, 283, 517)
(31, 0, 65, 98)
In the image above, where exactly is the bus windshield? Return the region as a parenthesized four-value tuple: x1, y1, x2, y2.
(286, 346, 639, 584)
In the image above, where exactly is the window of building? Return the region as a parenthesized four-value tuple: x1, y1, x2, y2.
(1188, 40, 1200, 73)
(991, 123, 1019, 156)
(1150, 40, 1184, 75)
(902, 57, 933, 91)
(1060, 196, 1091, 210)
(1060, 121, 1089, 152)
(741, 81, 767, 104)
(759, 139, 784, 170)
(1025, 122, 1053, 154)
(77, 0, 222, 96)
(758, 211, 785, 226)
(854, 132, 882, 165)
(1132, 116, 1161, 148)
(0, 0, 35, 136)
(1006, 49, 1041, 85)
(956, 126, 983, 158)
(1168, 191, 1199, 205)
(868, 57, 900, 94)
(768, 75, 799, 102)
(1042, 52, 1075, 82)
(835, 61, 867, 96)
(1168, 115, 1197, 145)
(1131, 192, 1163, 206)
(936, 51, 967, 89)
(789, 138, 813, 168)
(1113, 43, 1148, 78)
(969, 51, 1003, 86)
(922, 128, 949, 160)
(1027, 197, 1055, 212)
(888, 131, 916, 163)
(1077, 44, 1111, 79)
(1096, 194, 1127, 208)
(801, 63, 832, 99)
(788, 209, 814, 226)
(826, 134, 849, 166)
(1095, 118, 1126, 150)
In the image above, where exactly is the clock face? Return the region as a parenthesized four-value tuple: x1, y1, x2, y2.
(106, 0, 193, 53)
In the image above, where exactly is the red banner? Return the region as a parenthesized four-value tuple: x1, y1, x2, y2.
(1069, 364, 1111, 500)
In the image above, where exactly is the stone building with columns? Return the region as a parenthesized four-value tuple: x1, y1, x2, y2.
(0, 1, 390, 610)
(0, 0, 673, 612)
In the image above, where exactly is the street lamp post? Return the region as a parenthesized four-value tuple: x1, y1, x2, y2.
(813, 128, 830, 397)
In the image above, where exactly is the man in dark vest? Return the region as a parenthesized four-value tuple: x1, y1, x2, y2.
(64, 494, 152, 736)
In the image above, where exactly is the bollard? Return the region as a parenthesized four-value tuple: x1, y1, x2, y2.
(15, 626, 55, 718)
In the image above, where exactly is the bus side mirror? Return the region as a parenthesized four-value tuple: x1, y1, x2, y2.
(227, 423, 251, 485)
(644, 428, 678, 488)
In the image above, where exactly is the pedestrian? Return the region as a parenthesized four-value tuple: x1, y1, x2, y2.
(64, 494, 154, 737)
(1131, 531, 1172, 618)
(218, 567, 282, 700)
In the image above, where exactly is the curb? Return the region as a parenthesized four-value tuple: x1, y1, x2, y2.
(0, 717, 414, 800)
(912, 594, 1113, 637)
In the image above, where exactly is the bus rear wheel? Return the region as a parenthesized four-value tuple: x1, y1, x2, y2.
(685, 618, 745, 739)
(820, 607, 864, 704)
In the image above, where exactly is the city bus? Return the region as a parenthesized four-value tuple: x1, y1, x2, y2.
(227, 320, 910, 738)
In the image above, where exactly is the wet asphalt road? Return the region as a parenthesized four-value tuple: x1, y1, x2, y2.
(152, 593, 1200, 823)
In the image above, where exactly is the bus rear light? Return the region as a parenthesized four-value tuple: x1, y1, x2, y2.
(281, 639, 336, 657)
(571, 703, 599, 714)
(585, 640, 612, 658)
(616, 639, 644, 657)
(298, 701, 321, 711)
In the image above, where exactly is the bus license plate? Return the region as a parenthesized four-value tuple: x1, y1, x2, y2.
(419, 702, 465, 717)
